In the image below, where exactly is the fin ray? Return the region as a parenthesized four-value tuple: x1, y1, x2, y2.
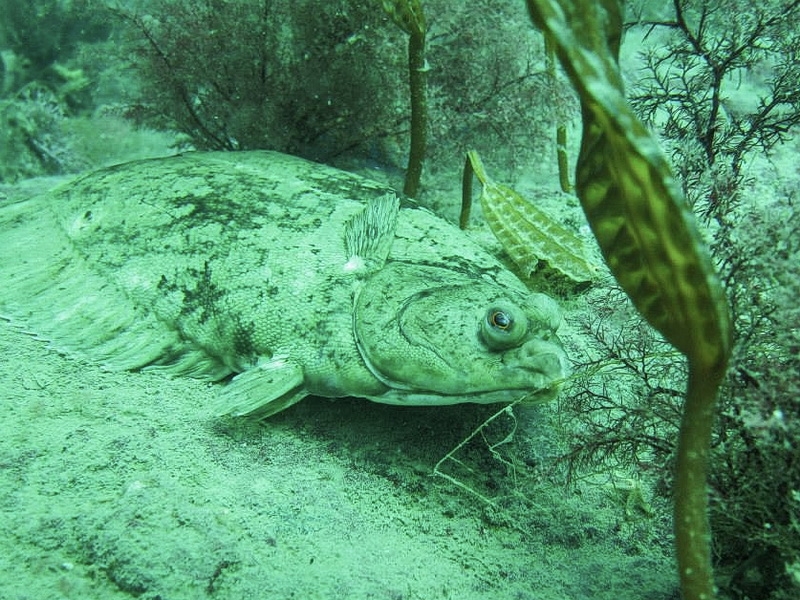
(0, 196, 227, 379)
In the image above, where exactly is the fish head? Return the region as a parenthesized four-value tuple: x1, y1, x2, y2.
(353, 263, 567, 406)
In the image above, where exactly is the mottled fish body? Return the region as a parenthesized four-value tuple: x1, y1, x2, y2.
(0, 151, 566, 417)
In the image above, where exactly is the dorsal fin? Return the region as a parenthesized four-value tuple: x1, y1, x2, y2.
(342, 193, 399, 274)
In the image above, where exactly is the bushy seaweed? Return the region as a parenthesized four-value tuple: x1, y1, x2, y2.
(628, 0, 800, 224)
(112, 0, 562, 180)
(562, 202, 799, 599)
(0, 0, 111, 181)
(113, 1, 402, 161)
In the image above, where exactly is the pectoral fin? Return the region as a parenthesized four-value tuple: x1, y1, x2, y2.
(213, 356, 306, 418)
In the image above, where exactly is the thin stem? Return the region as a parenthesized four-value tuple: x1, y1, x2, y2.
(403, 27, 427, 198)
(674, 364, 725, 600)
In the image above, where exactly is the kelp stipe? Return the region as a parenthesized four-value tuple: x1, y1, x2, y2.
(526, 1, 732, 598)
(382, 0, 428, 198)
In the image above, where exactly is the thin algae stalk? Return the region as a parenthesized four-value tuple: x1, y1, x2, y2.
(382, 0, 428, 198)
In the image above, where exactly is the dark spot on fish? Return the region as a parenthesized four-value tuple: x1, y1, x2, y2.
(232, 319, 259, 362)
(181, 261, 224, 324)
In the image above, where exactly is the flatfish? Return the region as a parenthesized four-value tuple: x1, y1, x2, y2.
(0, 151, 567, 417)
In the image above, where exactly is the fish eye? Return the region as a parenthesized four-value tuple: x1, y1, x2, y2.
(481, 302, 528, 350)
(489, 309, 512, 330)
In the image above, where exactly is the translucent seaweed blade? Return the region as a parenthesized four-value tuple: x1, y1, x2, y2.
(466, 150, 596, 283)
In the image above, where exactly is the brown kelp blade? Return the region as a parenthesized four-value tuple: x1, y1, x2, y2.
(463, 150, 596, 284)
(526, 0, 731, 372)
(526, 2, 732, 599)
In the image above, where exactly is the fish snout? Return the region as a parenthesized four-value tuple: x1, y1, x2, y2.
(516, 337, 568, 381)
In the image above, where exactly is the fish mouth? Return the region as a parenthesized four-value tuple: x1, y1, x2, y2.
(362, 382, 563, 407)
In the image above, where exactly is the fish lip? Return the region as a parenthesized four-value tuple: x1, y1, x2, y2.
(364, 383, 562, 406)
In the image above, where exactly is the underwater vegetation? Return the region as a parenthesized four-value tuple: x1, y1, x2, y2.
(0, 0, 109, 181)
(556, 1, 800, 599)
(111, 0, 557, 176)
(112, 1, 402, 159)
(381, 0, 427, 197)
(628, 0, 800, 225)
(460, 149, 597, 286)
(528, 2, 732, 598)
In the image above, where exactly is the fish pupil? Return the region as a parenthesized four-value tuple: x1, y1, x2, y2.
(490, 310, 512, 330)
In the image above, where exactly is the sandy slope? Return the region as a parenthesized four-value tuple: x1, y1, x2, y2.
(0, 310, 676, 599)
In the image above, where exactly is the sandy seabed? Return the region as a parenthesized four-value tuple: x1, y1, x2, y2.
(0, 316, 677, 600)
